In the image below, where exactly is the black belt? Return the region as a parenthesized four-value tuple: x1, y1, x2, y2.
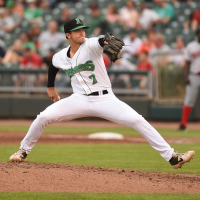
(85, 90, 108, 96)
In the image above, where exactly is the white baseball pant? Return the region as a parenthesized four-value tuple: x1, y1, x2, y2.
(20, 89, 174, 161)
(184, 74, 200, 107)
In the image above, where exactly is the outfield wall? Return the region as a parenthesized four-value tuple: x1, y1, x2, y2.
(0, 95, 199, 121)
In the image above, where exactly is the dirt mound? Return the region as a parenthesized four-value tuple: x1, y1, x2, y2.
(0, 161, 200, 193)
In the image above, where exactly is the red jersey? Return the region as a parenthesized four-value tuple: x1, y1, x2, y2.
(193, 10, 200, 25)
(137, 61, 151, 71)
(21, 53, 42, 68)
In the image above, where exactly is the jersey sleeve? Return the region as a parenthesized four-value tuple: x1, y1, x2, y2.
(52, 52, 62, 69)
(86, 37, 103, 57)
(184, 46, 191, 61)
(47, 58, 59, 87)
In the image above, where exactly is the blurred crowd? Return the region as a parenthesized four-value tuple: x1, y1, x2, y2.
(0, 0, 197, 90)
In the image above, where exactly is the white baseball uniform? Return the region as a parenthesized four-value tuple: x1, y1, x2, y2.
(20, 37, 174, 161)
(184, 40, 200, 107)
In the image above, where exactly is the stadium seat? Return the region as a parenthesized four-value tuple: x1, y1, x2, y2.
(52, 8, 61, 21)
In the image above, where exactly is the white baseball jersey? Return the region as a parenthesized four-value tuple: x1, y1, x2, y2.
(52, 37, 111, 95)
(184, 40, 200, 74)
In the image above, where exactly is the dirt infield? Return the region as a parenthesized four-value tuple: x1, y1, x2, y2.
(0, 119, 200, 129)
(0, 161, 200, 193)
(1, 131, 200, 145)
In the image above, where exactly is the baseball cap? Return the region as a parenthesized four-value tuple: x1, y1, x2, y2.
(64, 18, 89, 34)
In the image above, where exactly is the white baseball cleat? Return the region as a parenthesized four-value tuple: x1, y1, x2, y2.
(10, 149, 27, 162)
(169, 151, 195, 169)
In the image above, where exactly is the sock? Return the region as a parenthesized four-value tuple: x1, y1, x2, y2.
(181, 105, 192, 127)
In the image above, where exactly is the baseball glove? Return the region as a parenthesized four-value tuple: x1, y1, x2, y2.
(103, 33, 125, 62)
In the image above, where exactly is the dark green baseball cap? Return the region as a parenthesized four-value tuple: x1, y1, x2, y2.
(64, 18, 89, 33)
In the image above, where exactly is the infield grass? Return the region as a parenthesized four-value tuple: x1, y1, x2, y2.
(0, 192, 200, 200)
(0, 125, 200, 138)
(0, 143, 199, 175)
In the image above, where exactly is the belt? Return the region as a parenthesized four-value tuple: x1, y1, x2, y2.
(85, 90, 108, 96)
(197, 72, 200, 76)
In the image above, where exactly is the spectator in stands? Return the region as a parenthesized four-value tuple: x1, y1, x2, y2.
(168, 37, 186, 66)
(28, 24, 42, 49)
(18, 0, 26, 7)
(13, 47, 45, 87)
(149, 33, 171, 67)
(0, 0, 5, 7)
(149, 33, 170, 56)
(137, 30, 156, 55)
(105, 3, 119, 24)
(0, 8, 16, 37)
(191, 8, 200, 31)
(38, 20, 66, 63)
(20, 32, 37, 51)
(137, 51, 152, 71)
(121, 28, 142, 59)
(57, 7, 71, 32)
(154, 0, 175, 24)
(21, 47, 42, 69)
(109, 57, 136, 88)
(24, 0, 43, 24)
(137, 1, 160, 30)
(39, 0, 57, 9)
(10, 0, 24, 21)
(137, 51, 152, 90)
(2, 39, 23, 65)
(85, 2, 110, 37)
(5, 1, 24, 29)
(119, 0, 139, 30)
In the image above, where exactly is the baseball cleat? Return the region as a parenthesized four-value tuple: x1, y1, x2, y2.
(178, 124, 186, 130)
(169, 151, 195, 169)
(10, 149, 27, 162)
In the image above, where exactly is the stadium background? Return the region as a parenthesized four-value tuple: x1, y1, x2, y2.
(0, 0, 200, 121)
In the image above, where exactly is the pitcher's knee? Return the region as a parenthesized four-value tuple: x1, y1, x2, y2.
(132, 115, 145, 124)
(36, 112, 53, 126)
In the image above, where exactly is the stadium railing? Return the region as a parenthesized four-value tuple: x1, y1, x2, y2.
(0, 68, 153, 98)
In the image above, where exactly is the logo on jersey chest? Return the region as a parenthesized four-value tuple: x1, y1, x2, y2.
(192, 50, 200, 59)
(64, 60, 95, 78)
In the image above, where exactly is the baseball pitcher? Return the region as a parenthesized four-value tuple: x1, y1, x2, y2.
(10, 18, 195, 169)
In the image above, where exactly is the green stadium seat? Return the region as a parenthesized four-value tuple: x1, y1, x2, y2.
(44, 14, 53, 22)
(41, 8, 52, 16)
(181, 29, 195, 45)
(52, 8, 61, 20)
(178, 15, 187, 23)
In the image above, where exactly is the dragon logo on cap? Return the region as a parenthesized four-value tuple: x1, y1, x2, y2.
(75, 18, 82, 24)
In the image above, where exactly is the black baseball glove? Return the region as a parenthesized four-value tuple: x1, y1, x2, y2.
(103, 33, 125, 62)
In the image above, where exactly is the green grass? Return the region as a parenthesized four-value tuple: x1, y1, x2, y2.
(0, 192, 200, 200)
(0, 125, 200, 138)
(1, 143, 199, 175)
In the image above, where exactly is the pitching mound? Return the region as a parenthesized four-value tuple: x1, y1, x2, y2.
(0, 161, 200, 193)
